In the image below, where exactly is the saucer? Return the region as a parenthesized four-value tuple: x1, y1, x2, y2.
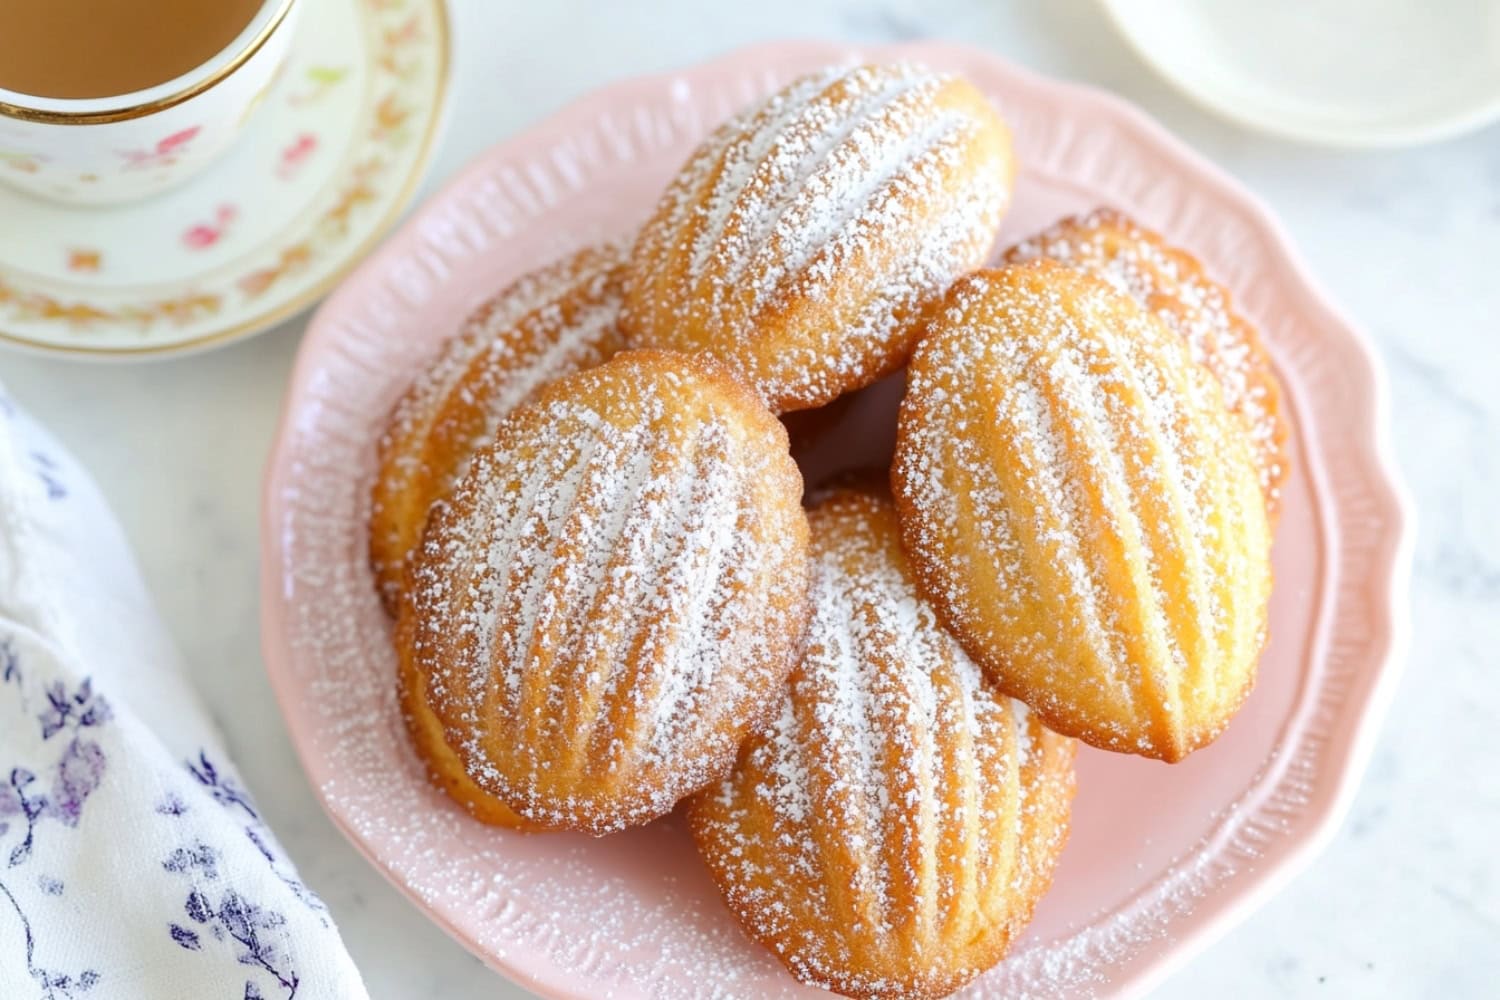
(1101, 0, 1500, 148)
(0, 0, 449, 359)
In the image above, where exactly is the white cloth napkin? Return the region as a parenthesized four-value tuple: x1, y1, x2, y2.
(0, 386, 368, 1000)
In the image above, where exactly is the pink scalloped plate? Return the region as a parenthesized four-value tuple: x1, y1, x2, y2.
(260, 41, 1411, 999)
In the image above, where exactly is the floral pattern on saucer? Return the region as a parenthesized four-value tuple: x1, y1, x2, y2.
(0, 0, 448, 358)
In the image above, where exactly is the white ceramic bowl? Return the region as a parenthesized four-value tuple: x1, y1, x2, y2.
(1101, 0, 1500, 147)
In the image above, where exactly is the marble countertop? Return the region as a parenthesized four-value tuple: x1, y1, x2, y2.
(3, 1, 1495, 996)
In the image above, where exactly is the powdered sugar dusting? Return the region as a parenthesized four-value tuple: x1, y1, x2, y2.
(1005, 209, 1288, 514)
(410, 351, 810, 835)
(893, 263, 1271, 761)
(625, 62, 1015, 412)
(369, 242, 630, 610)
(690, 490, 1074, 998)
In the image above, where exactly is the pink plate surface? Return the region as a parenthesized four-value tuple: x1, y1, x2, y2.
(260, 41, 1411, 999)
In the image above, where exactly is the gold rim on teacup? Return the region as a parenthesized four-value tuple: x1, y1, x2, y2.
(0, 0, 297, 126)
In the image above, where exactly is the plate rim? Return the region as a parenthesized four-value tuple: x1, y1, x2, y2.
(0, 0, 453, 363)
(1098, 0, 1500, 148)
(259, 38, 1413, 998)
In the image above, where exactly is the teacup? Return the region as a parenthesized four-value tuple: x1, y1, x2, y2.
(0, 0, 299, 207)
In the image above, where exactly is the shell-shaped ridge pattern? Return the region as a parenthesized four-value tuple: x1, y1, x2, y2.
(371, 242, 630, 614)
(690, 489, 1076, 999)
(892, 262, 1273, 762)
(410, 350, 811, 834)
(1004, 208, 1288, 516)
(625, 62, 1016, 413)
